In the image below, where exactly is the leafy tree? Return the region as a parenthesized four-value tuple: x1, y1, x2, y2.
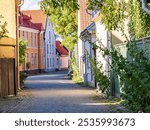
(19, 39, 27, 65)
(128, 0, 150, 39)
(0, 15, 8, 39)
(40, 0, 79, 11)
(88, 0, 150, 38)
(40, 0, 79, 51)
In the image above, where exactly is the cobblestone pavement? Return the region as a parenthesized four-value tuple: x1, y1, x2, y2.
(7, 71, 120, 113)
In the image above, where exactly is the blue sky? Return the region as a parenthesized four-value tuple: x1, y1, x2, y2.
(21, 0, 42, 10)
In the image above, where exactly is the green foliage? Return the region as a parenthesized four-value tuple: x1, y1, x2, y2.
(0, 15, 8, 39)
(20, 72, 28, 85)
(128, 0, 150, 39)
(40, 0, 79, 12)
(41, 0, 78, 52)
(19, 39, 27, 65)
(85, 51, 110, 96)
(26, 62, 31, 70)
(88, 0, 150, 38)
(88, 0, 126, 31)
(88, 0, 150, 112)
(91, 38, 150, 112)
(70, 56, 82, 83)
(110, 41, 150, 112)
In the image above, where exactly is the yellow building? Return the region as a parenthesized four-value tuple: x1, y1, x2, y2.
(0, 0, 22, 97)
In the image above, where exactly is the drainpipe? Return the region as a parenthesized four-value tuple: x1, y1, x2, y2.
(141, 0, 150, 15)
(16, 0, 24, 94)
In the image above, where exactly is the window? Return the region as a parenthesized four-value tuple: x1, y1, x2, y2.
(31, 33, 33, 46)
(50, 45, 51, 54)
(32, 33, 35, 46)
(32, 53, 34, 65)
(52, 45, 54, 54)
(47, 58, 49, 68)
(43, 54, 45, 65)
(49, 31, 51, 40)
(35, 53, 37, 65)
(47, 44, 49, 54)
(51, 58, 53, 67)
(57, 58, 59, 65)
(41, 34, 43, 46)
(35, 33, 36, 47)
(50, 58, 51, 67)
(23, 31, 24, 38)
(53, 58, 55, 67)
(26, 53, 29, 62)
(51, 45, 53, 54)
(26, 32, 28, 39)
(60, 59, 62, 66)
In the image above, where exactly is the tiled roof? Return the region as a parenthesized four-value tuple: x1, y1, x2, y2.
(19, 14, 39, 30)
(56, 41, 68, 56)
(22, 10, 46, 31)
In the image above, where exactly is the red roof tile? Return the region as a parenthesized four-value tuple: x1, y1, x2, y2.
(22, 10, 46, 31)
(19, 14, 39, 30)
(56, 41, 69, 56)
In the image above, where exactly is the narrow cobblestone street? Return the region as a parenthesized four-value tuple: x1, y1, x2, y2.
(7, 71, 120, 113)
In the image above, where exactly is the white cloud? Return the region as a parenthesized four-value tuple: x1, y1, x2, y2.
(21, 0, 42, 10)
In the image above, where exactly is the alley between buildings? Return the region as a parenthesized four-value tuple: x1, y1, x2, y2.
(2, 71, 123, 113)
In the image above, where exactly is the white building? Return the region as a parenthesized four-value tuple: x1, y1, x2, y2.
(44, 17, 56, 72)
(78, 0, 127, 96)
(79, 23, 96, 87)
(56, 41, 69, 70)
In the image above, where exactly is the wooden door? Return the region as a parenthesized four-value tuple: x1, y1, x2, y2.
(0, 59, 16, 97)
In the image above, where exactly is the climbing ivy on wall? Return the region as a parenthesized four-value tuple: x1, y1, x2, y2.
(88, 0, 150, 112)
(86, 51, 110, 96)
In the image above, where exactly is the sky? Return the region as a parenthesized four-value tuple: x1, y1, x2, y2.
(21, 0, 42, 10)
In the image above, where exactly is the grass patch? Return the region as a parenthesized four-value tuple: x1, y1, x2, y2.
(92, 95, 122, 104)
(92, 94, 131, 113)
